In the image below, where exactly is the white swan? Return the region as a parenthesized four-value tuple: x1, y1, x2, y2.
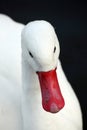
(0, 14, 82, 130)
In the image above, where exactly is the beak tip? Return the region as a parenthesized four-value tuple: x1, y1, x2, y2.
(43, 100, 65, 114)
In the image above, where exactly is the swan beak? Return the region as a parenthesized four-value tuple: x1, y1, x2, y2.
(37, 68, 65, 113)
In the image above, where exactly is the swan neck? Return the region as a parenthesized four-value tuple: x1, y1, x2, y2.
(22, 59, 40, 94)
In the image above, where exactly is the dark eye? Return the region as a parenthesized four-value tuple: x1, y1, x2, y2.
(29, 51, 33, 58)
(54, 46, 56, 53)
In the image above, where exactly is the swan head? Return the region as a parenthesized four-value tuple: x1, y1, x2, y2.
(21, 20, 60, 71)
(21, 20, 65, 113)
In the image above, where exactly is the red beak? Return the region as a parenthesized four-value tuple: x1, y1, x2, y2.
(37, 68, 65, 113)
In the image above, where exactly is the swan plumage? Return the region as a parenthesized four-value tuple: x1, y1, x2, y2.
(0, 14, 82, 130)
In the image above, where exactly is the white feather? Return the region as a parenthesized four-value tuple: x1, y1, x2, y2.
(0, 14, 82, 130)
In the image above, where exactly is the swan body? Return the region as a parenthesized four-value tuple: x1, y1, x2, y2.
(0, 14, 82, 130)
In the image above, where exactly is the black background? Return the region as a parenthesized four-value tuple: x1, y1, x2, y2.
(0, 0, 87, 129)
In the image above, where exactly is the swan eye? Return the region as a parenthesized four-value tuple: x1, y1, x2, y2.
(54, 46, 56, 53)
(29, 51, 33, 58)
